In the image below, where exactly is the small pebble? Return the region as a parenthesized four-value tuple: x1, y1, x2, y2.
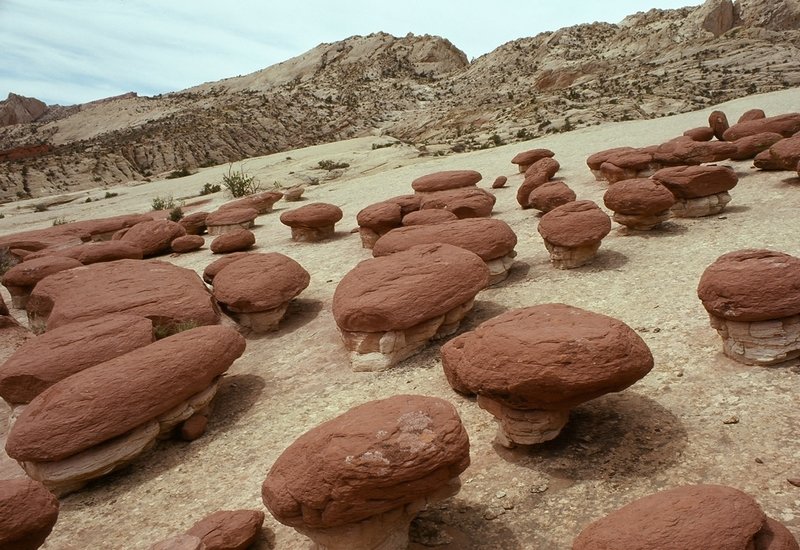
(723, 415, 739, 425)
(495, 491, 507, 499)
(755, 457, 764, 464)
(529, 482, 549, 494)
(483, 507, 506, 520)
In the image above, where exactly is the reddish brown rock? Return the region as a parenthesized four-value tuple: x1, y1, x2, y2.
(119, 220, 186, 257)
(653, 137, 737, 165)
(510, 149, 555, 172)
(171, 235, 205, 254)
(210, 229, 255, 254)
(213, 253, 310, 332)
(179, 414, 208, 441)
(573, 485, 798, 550)
(765, 135, 800, 170)
(442, 304, 653, 446)
(401, 209, 458, 226)
(0, 478, 59, 550)
(385, 194, 422, 216)
(0, 314, 154, 405)
(538, 201, 611, 268)
(754, 149, 785, 170)
(739, 109, 766, 123)
(280, 203, 343, 242)
(186, 509, 265, 550)
(218, 191, 283, 215)
(491, 175, 508, 188)
(528, 180, 576, 213)
(333, 243, 489, 370)
(205, 208, 258, 236)
(723, 113, 800, 141)
(282, 185, 305, 202)
(683, 126, 715, 141)
(586, 146, 637, 177)
(603, 178, 676, 230)
(202, 253, 254, 284)
(419, 187, 495, 218)
(2, 256, 83, 309)
(653, 165, 737, 217)
(24, 241, 144, 265)
(731, 132, 784, 161)
(262, 395, 469, 548)
(524, 156, 560, 179)
(516, 172, 550, 208)
(357, 202, 403, 249)
(411, 170, 481, 193)
(708, 110, 730, 140)
(179, 212, 209, 235)
(26, 259, 220, 334)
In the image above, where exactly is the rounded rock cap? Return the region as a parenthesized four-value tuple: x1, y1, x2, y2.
(356, 201, 403, 230)
(262, 394, 470, 529)
(652, 165, 738, 199)
(206, 207, 259, 227)
(441, 304, 653, 410)
(412, 170, 482, 193)
(538, 200, 611, 247)
(511, 148, 555, 166)
(603, 178, 676, 215)
(697, 249, 800, 322)
(210, 229, 255, 254)
(213, 253, 310, 312)
(402, 209, 459, 226)
(2, 255, 82, 288)
(280, 203, 343, 228)
(0, 478, 59, 549)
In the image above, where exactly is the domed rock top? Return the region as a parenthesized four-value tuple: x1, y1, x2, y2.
(411, 170, 481, 193)
(119, 219, 186, 257)
(205, 207, 259, 236)
(603, 178, 676, 230)
(402, 209, 458, 226)
(2, 255, 83, 308)
(280, 202, 343, 242)
(537, 200, 611, 268)
(511, 149, 555, 172)
(0, 478, 60, 549)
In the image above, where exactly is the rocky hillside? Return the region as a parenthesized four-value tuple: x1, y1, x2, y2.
(1, 0, 799, 200)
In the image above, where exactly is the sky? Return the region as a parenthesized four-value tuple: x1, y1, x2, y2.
(0, 0, 703, 106)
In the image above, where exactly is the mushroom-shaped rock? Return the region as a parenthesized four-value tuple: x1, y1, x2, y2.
(186, 509, 265, 550)
(0, 314, 154, 405)
(739, 108, 766, 123)
(652, 165, 738, 217)
(586, 147, 637, 180)
(219, 190, 283, 215)
(708, 110, 730, 140)
(119, 220, 186, 257)
(5, 325, 246, 494)
(179, 211, 209, 235)
(282, 185, 305, 202)
(697, 249, 800, 365)
(573, 485, 799, 550)
(524, 156, 560, 179)
(333, 243, 489, 371)
(2, 256, 82, 309)
(723, 112, 800, 141)
(683, 126, 715, 141)
(411, 170, 481, 194)
(597, 150, 657, 183)
(26, 259, 220, 334)
(210, 229, 255, 254)
(442, 304, 653, 446)
(538, 201, 612, 269)
(279, 202, 343, 242)
(262, 395, 469, 550)
(205, 207, 258, 236)
(730, 132, 784, 160)
(603, 178, 676, 230)
(202, 253, 254, 285)
(401, 209, 459, 226)
(0, 478, 59, 550)
(373, 218, 517, 285)
(419, 187, 495, 219)
(528, 180, 576, 213)
(171, 235, 205, 254)
(213, 253, 310, 332)
(491, 175, 508, 188)
(356, 201, 403, 249)
(510, 149, 555, 173)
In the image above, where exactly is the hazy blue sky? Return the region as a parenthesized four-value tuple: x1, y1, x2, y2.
(0, 0, 702, 105)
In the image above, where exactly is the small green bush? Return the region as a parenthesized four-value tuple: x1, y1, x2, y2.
(153, 319, 200, 339)
(169, 206, 184, 222)
(317, 160, 350, 171)
(199, 182, 222, 196)
(166, 167, 192, 179)
(84, 197, 93, 203)
(104, 191, 119, 199)
(151, 195, 176, 211)
(0, 247, 19, 275)
(33, 203, 48, 212)
(221, 165, 260, 198)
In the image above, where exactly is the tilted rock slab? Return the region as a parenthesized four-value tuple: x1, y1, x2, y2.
(411, 170, 481, 193)
(119, 219, 186, 257)
(2, 255, 82, 309)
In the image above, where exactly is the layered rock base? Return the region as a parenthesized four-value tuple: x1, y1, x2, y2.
(290, 225, 335, 242)
(671, 192, 731, 218)
(543, 240, 601, 269)
(708, 313, 800, 365)
(612, 211, 671, 231)
(477, 395, 570, 447)
(486, 253, 517, 285)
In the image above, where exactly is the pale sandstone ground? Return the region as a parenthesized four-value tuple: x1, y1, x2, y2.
(1, 88, 799, 549)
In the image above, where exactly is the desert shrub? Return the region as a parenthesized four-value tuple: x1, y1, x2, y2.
(371, 142, 396, 150)
(221, 165, 260, 198)
(33, 203, 48, 212)
(151, 195, 176, 211)
(84, 197, 93, 203)
(104, 191, 119, 199)
(169, 206, 184, 222)
(317, 160, 350, 171)
(199, 182, 222, 196)
(166, 167, 192, 179)
(0, 247, 18, 275)
(153, 319, 200, 339)
(52, 216, 70, 226)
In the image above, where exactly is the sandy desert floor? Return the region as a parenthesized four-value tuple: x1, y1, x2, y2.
(1, 88, 799, 549)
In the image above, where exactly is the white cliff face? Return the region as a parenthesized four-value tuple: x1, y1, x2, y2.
(735, 0, 800, 30)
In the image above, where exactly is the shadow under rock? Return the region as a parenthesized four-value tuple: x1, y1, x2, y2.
(578, 249, 628, 270)
(246, 298, 324, 341)
(616, 220, 689, 238)
(500, 260, 531, 286)
(409, 499, 522, 550)
(495, 392, 688, 481)
(722, 204, 751, 214)
(780, 176, 800, 186)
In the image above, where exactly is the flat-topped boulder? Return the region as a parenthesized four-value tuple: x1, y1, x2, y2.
(280, 202, 343, 242)
(26, 259, 220, 334)
(0, 314, 154, 405)
(171, 235, 205, 254)
(597, 149, 657, 183)
(202, 253, 254, 284)
(119, 220, 186, 257)
(205, 207, 258, 236)
(652, 137, 737, 166)
(528, 180, 576, 213)
(603, 178, 676, 230)
(419, 187, 495, 218)
(333, 243, 489, 370)
(411, 170, 481, 193)
(24, 241, 144, 265)
(185, 509, 265, 550)
(538, 200, 611, 269)
(373, 218, 517, 285)
(0, 478, 59, 550)
(401, 209, 458, 226)
(510, 149, 555, 172)
(2, 255, 83, 309)
(179, 211, 209, 235)
(653, 165, 738, 217)
(356, 201, 403, 249)
(683, 127, 715, 141)
(262, 395, 469, 549)
(213, 253, 310, 332)
(698, 249, 800, 365)
(5, 325, 246, 494)
(218, 190, 283, 214)
(730, 132, 784, 160)
(723, 112, 800, 141)
(586, 146, 637, 178)
(210, 229, 255, 254)
(738, 108, 766, 123)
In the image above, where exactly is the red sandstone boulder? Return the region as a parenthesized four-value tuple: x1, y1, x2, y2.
(730, 132, 784, 161)
(401, 209, 458, 226)
(652, 165, 738, 198)
(586, 147, 637, 174)
(765, 135, 800, 170)
(24, 241, 144, 265)
(218, 191, 283, 215)
(0, 478, 59, 550)
(280, 203, 343, 242)
(2, 256, 83, 308)
(120, 220, 186, 257)
(384, 194, 422, 216)
(528, 180, 576, 213)
(205, 208, 258, 236)
(683, 127, 715, 141)
(511, 149, 555, 172)
(411, 170, 481, 193)
(653, 137, 737, 165)
(179, 212, 209, 235)
(492, 176, 508, 188)
(738, 109, 766, 123)
(185, 509, 265, 550)
(202, 253, 254, 284)
(419, 187, 495, 218)
(603, 178, 676, 230)
(210, 229, 255, 254)
(171, 235, 205, 254)
(356, 201, 403, 248)
(708, 110, 729, 140)
(754, 149, 785, 170)
(0, 314, 154, 405)
(538, 201, 612, 268)
(723, 113, 800, 141)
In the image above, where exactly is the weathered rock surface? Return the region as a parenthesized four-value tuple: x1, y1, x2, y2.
(411, 170, 481, 193)
(0, 478, 59, 550)
(603, 178, 676, 230)
(205, 208, 259, 236)
(708, 110, 730, 140)
(419, 187, 495, 218)
(202, 253, 254, 284)
(491, 175, 508, 188)
(683, 126, 715, 141)
(218, 191, 283, 215)
(185, 509, 265, 550)
(171, 235, 205, 253)
(2, 256, 83, 308)
(730, 132, 784, 160)
(357, 201, 403, 249)
(120, 220, 186, 257)
(179, 211, 210, 235)
(401, 209, 458, 226)
(510, 149, 555, 172)
(538, 201, 611, 268)
(528, 180, 576, 213)
(280, 203, 343, 242)
(723, 113, 800, 141)
(210, 229, 255, 254)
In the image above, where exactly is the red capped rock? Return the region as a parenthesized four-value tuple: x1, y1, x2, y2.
(373, 218, 517, 285)
(210, 229, 255, 254)
(0, 478, 59, 550)
(528, 180, 576, 213)
(491, 175, 508, 188)
(723, 113, 800, 141)
(213, 253, 310, 332)
(218, 190, 283, 215)
(205, 207, 258, 236)
(171, 235, 205, 254)
(186, 509, 265, 550)
(5, 325, 246, 493)
(202, 253, 254, 284)
(262, 395, 469, 549)
(0, 314, 154, 405)
(708, 110, 730, 140)
(26, 259, 220, 334)
(586, 146, 637, 179)
(385, 194, 422, 216)
(179, 211, 209, 235)
(279, 202, 343, 242)
(730, 132, 784, 161)
(333, 243, 489, 370)
(653, 137, 737, 166)
(120, 220, 186, 257)
(683, 126, 715, 141)
(411, 170, 481, 193)
(653, 165, 737, 217)
(754, 149, 785, 170)
(25, 241, 144, 265)
(401, 209, 458, 226)
(2, 255, 82, 309)
(738, 109, 766, 123)
(510, 149, 555, 173)
(573, 485, 798, 550)
(537, 200, 611, 268)
(603, 178, 676, 230)
(419, 187, 495, 218)
(765, 135, 800, 170)
(356, 201, 403, 249)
